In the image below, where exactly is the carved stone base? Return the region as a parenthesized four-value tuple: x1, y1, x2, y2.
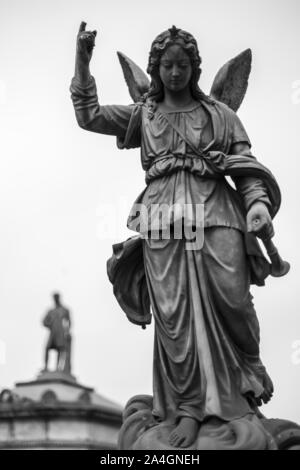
(36, 370, 77, 384)
(118, 395, 300, 450)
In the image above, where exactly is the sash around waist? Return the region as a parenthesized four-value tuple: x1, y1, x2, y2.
(143, 152, 281, 219)
(145, 152, 226, 184)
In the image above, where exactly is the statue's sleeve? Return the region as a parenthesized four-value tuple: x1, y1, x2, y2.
(228, 109, 272, 212)
(70, 76, 141, 147)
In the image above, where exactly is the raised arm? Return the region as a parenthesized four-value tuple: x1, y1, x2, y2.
(71, 22, 136, 139)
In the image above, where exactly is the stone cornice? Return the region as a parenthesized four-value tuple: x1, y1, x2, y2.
(0, 402, 122, 424)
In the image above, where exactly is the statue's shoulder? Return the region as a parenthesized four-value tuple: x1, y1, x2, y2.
(209, 98, 234, 115)
(139, 98, 161, 121)
(45, 308, 55, 316)
(205, 98, 240, 127)
(43, 308, 55, 327)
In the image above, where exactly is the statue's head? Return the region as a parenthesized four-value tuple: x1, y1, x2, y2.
(146, 26, 209, 103)
(53, 292, 60, 305)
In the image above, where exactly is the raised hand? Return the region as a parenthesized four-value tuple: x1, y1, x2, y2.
(75, 22, 97, 85)
(76, 21, 97, 66)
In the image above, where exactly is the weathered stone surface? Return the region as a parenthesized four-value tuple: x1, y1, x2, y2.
(117, 51, 150, 103)
(210, 49, 252, 112)
(71, 23, 296, 451)
(118, 395, 300, 450)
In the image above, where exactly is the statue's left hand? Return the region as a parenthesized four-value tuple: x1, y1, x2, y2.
(247, 201, 274, 240)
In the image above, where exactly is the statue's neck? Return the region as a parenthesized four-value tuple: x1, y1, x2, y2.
(162, 87, 195, 110)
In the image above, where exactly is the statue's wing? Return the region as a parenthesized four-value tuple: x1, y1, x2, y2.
(117, 51, 150, 103)
(210, 49, 252, 112)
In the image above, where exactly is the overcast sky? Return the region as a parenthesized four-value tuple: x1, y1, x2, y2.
(1, 0, 300, 422)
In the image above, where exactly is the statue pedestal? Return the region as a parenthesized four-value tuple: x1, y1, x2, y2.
(36, 370, 77, 384)
(118, 395, 300, 450)
(14, 371, 95, 405)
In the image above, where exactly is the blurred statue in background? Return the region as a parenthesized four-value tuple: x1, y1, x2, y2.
(43, 293, 72, 374)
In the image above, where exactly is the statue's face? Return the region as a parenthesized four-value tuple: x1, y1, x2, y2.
(159, 44, 192, 93)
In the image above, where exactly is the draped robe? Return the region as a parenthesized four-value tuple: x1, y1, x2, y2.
(70, 77, 281, 423)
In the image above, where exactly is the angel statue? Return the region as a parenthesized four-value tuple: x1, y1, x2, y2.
(70, 23, 298, 450)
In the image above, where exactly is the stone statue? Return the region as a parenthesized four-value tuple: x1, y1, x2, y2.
(43, 293, 72, 374)
(70, 23, 294, 450)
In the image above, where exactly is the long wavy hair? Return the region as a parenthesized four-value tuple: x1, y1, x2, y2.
(145, 26, 214, 107)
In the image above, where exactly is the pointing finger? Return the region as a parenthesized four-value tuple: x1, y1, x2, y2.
(79, 21, 87, 33)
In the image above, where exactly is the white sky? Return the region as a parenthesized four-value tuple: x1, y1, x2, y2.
(1, 0, 300, 422)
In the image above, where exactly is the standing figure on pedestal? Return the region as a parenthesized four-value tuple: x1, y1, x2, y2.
(70, 23, 290, 450)
(43, 293, 72, 375)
